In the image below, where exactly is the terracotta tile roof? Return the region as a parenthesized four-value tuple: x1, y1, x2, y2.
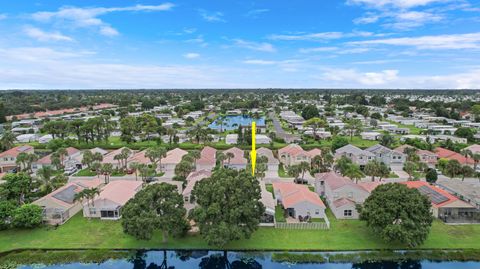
(357, 182, 384, 193)
(273, 182, 325, 208)
(0, 145, 34, 159)
(465, 144, 480, 154)
(401, 181, 462, 208)
(129, 150, 151, 164)
(315, 171, 367, 192)
(183, 170, 212, 196)
(102, 147, 133, 165)
(162, 148, 188, 165)
(95, 180, 142, 206)
(278, 144, 305, 156)
(196, 146, 216, 166)
(333, 197, 355, 208)
(223, 147, 247, 165)
(34, 178, 102, 208)
(256, 147, 279, 165)
(37, 147, 80, 165)
(435, 147, 474, 165)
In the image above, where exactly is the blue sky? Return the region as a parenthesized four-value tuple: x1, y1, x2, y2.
(0, 0, 479, 89)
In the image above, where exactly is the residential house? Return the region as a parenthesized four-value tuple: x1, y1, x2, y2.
(361, 131, 382, 141)
(402, 181, 478, 223)
(102, 147, 134, 169)
(225, 134, 238, 145)
(257, 147, 279, 171)
(33, 179, 102, 225)
(34, 147, 81, 171)
(273, 182, 326, 220)
(278, 144, 321, 167)
(465, 144, 480, 155)
(365, 144, 406, 168)
(161, 148, 188, 173)
(259, 180, 275, 225)
(183, 170, 212, 211)
(223, 147, 247, 170)
(196, 146, 217, 171)
(334, 144, 375, 167)
(82, 180, 143, 219)
(394, 145, 438, 168)
(435, 147, 475, 167)
(0, 145, 35, 173)
(315, 172, 381, 219)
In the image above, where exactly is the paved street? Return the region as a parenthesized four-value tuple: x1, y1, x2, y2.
(268, 112, 300, 143)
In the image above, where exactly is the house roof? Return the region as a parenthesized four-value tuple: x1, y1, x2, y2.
(402, 181, 472, 208)
(393, 144, 414, 154)
(95, 180, 142, 206)
(102, 147, 132, 164)
(357, 182, 384, 193)
(273, 182, 325, 208)
(435, 147, 474, 165)
(332, 197, 356, 208)
(0, 145, 34, 159)
(278, 144, 321, 158)
(196, 146, 216, 166)
(366, 144, 404, 156)
(129, 150, 151, 164)
(315, 171, 368, 193)
(223, 147, 247, 165)
(33, 178, 102, 209)
(162, 148, 188, 165)
(37, 147, 80, 165)
(183, 169, 212, 196)
(256, 147, 279, 165)
(465, 144, 480, 154)
(335, 144, 375, 156)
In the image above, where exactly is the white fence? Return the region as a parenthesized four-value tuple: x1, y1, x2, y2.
(275, 221, 330, 230)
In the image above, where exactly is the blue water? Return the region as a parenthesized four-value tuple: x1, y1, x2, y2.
(17, 251, 480, 269)
(208, 116, 265, 131)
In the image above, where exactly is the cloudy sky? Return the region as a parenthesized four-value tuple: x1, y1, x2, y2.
(1, 0, 480, 89)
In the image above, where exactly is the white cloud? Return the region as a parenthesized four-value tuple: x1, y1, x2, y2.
(233, 39, 276, 52)
(183, 53, 200, 59)
(347, 0, 447, 9)
(387, 11, 443, 29)
(321, 68, 399, 85)
(348, 32, 480, 49)
(299, 47, 339, 53)
(31, 3, 174, 36)
(24, 26, 74, 42)
(245, 9, 270, 17)
(268, 31, 375, 41)
(242, 59, 278, 65)
(0, 14, 7, 20)
(198, 9, 225, 22)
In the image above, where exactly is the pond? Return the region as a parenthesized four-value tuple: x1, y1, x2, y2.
(10, 250, 480, 269)
(208, 115, 265, 131)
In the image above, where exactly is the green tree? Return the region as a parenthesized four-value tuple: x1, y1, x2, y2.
(345, 119, 363, 141)
(0, 131, 16, 151)
(122, 183, 189, 242)
(344, 164, 364, 183)
(36, 166, 54, 193)
(301, 105, 319, 120)
(331, 136, 349, 151)
(425, 168, 438, 183)
(0, 173, 32, 205)
(13, 204, 43, 229)
(359, 183, 433, 247)
(0, 201, 15, 230)
(335, 155, 353, 175)
(303, 117, 328, 140)
(403, 161, 418, 180)
(145, 146, 167, 171)
(380, 133, 395, 148)
(191, 169, 264, 247)
(444, 159, 462, 178)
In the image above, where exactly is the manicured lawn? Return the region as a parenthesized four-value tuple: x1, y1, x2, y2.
(1, 212, 480, 253)
(74, 168, 96, 177)
(278, 164, 289, 177)
(275, 206, 286, 223)
(387, 120, 423, 135)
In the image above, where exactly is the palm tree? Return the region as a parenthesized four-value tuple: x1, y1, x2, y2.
(166, 128, 177, 144)
(187, 125, 208, 144)
(145, 146, 167, 171)
(189, 150, 201, 169)
(0, 131, 16, 151)
(215, 117, 226, 132)
(120, 148, 131, 171)
(344, 165, 364, 184)
(100, 163, 113, 184)
(82, 150, 94, 169)
(129, 162, 140, 181)
(37, 166, 54, 192)
(461, 149, 472, 166)
(345, 119, 363, 141)
(216, 152, 226, 167)
(225, 152, 235, 165)
(56, 147, 68, 167)
(298, 161, 310, 181)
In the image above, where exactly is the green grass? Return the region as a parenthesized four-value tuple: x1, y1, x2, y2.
(1, 213, 480, 253)
(278, 164, 289, 178)
(74, 168, 96, 177)
(386, 120, 423, 135)
(388, 172, 399, 178)
(275, 206, 286, 223)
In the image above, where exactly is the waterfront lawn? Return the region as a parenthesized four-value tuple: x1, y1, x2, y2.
(2, 212, 480, 253)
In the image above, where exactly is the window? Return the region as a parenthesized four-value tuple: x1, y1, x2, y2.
(315, 209, 320, 215)
(344, 210, 352, 217)
(89, 208, 96, 215)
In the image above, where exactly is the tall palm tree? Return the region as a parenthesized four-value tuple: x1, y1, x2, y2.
(0, 131, 16, 151)
(189, 150, 201, 169)
(145, 146, 167, 170)
(215, 117, 226, 133)
(56, 147, 68, 167)
(216, 152, 226, 167)
(345, 119, 363, 141)
(100, 163, 113, 184)
(298, 161, 310, 181)
(129, 162, 140, 181)
(37, 166, 54, 192)
(225, 152, 235, 165)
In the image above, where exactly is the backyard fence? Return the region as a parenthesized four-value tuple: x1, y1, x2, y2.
(274, 221, 330, 230)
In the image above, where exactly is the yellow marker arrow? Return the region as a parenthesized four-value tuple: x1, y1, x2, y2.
(250, 121, 256, 176)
